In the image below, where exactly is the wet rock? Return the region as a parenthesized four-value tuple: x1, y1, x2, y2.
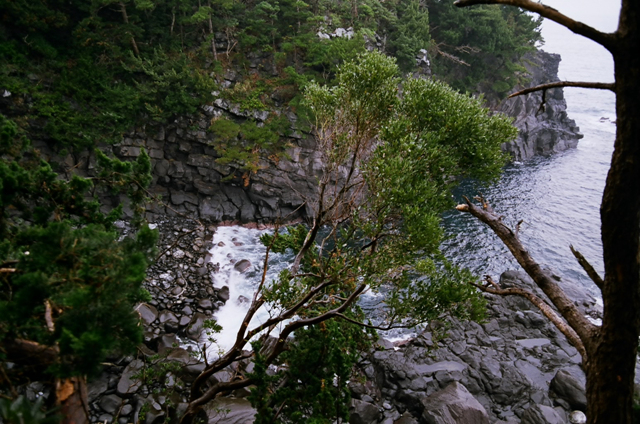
(136, 304, 158, 325)
(159, 310, 179, 333)
(208, 398, 256, 424)
(117, 359, 144, 395)
(88, 373, 110, 402)
(420, 382, 490, 424)
(99, 394, 123, 415)
(186, 312, 209, 340)
(157, 333, 180, 354)
(234, 259, 252, 273)
(569, 410, 587, 423)
(218, 286, 230, 302)
(197, 298, 213, 310)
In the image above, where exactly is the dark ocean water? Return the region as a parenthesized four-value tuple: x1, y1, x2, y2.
(206, 2, 622, 346)
(441, 0, 619, 299)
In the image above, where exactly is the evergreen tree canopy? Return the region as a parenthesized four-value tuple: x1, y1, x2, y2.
(0, 113, 156, 386)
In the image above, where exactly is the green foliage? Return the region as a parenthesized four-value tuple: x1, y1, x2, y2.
(241, 52, 512, 421)
(210, 116, 290, 174)
(249, 320, 367, 423)
(388, 0, 431, 72)
(124, 49, 217, 121)
(426, 0, 542, 95)
(0, 115, 157, 382)
(300, 51, 512, 328)
(0, 396, 58, 424)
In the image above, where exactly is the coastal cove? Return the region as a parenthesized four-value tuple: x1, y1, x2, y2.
(83, 34, 618, 424)
(1, 0, 629, 422)
(81, 8, 622, 424)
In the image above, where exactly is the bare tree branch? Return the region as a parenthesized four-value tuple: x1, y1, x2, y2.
(570, 245, 604, 291)
(456, 197, 598, 349)
(453, 0, 616, 50)
(472, 277, 586, 359)
(508, 81, 616, 98)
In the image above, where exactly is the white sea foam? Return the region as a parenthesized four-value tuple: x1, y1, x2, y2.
(205, 226, 294, 358)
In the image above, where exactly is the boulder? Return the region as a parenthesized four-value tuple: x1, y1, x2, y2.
(234, 259, 252, 273)
(350, 399, 380, 424)
(186, 312, 208, 341)
(420, 382, 490, 424)
(136, 303, 158, 325)
(550, 369, 587, 411)
(207, 398, 256, 424)
(99, 394, 123, 415)
(117, 359, 144, 395)
(520, 404, 566, 424)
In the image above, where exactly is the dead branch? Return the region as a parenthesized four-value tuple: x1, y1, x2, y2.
(471, 277, 586, 359)
(45, 300, 55, 333)
(453, 0, 616, 50)
(508, 81, 616, 99)
(456, 197, 597, 350)
(570, 245, 604, 291)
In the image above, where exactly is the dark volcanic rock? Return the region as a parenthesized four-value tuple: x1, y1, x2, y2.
(497, 50, 583, 161)
(349, 399, 380, 424)
(521, 404, 566, 424)
(550, 369, 587, 411)
(420, 382, 490, 424)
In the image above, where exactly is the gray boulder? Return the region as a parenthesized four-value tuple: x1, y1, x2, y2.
(521, 404, 566, 424)
(420, 382, 490, 424)
(117, 359, 144, 395)
(350, 399, 380, 424)
(550, 369, 587, 411)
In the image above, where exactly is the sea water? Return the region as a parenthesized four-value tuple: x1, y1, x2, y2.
(205, 1, 621, 351)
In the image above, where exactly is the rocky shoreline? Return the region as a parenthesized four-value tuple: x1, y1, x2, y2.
(84, 217, 606, 424)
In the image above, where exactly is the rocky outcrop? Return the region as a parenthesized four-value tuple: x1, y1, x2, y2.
(497, 50, 583, 160)
(29, 47, 581, 225)
(348, 269, 601, 423)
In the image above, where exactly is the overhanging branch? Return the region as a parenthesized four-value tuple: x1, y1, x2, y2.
(456, 197, 598, 349)
(453, 0, 616, 50)
(508, 81, 616, 98)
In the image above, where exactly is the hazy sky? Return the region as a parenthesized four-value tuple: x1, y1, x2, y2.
(541, 0, 621, 33)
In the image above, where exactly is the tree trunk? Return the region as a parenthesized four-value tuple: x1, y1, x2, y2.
(56, 377, 90, 424)
(586, 2, 640, 422)
(119, 2, 140, 55)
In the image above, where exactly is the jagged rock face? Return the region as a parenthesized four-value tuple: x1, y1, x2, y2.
(497, 50, 583, 161)
(32, 49, 580, 225)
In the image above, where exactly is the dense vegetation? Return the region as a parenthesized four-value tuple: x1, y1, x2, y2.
(1, 0, 541, 154)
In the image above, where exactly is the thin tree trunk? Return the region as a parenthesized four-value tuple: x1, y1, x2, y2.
(56, 377, 90, 424)
(207, 0, 218, 60)
(119, 2, 140, 55)
(170, 7, 176, 37)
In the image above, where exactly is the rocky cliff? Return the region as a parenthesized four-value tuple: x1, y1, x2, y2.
(497, 50, 583, 161)
(31, 48, 582, 227)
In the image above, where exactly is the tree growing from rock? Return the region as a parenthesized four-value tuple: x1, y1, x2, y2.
(453, 1, 639, 423)
(179, 50, 517, 423)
